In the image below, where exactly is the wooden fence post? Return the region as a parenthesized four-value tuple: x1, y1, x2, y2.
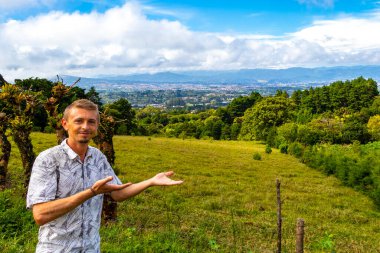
(276, 179, 282, 253)
(296, 218, 305, 253)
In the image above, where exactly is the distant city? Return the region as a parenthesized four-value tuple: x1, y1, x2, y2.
(61, 65, 380, 109)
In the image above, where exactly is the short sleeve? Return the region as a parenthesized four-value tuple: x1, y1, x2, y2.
(26, 153, 58, 209)
(101, 155, 122, 185)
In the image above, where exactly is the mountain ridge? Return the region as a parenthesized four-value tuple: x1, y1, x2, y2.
(59, 65, 380, 88)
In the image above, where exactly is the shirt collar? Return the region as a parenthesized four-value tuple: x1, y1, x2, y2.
(60, 139, 94, 160)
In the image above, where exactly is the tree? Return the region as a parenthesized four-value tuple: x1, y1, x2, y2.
(291, 90, 302, 108)
(86, 86, 103, 107)
(275, 90, 289, 98)
(15, 78, 54, 131)
(44, 78, 81, 144)
(135, 106, 168, 135)
(369, 96, 380, 116)
(0, 82, 41, 190)
(0, 112, 11, 189)
(93, 110, 118, 222)
(105, 98, 135, 135)
(341, 112, 371, 144)
(367, 115, 380, 141)
(202, 116, 223, 140)
(239, 96, 295, 140)
(225, 92, 262, 124)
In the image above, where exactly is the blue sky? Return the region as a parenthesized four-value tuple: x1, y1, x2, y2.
(1, 0, 380, 79)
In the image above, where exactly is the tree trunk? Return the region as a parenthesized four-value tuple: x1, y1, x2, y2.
(0, 130, 11, 189)
(13, 129, 35, 190)
(94, 114, 117, 223)
(96, 138, 117, 223)
(56, 126, 67, 145)
(98, 141, 115, 166)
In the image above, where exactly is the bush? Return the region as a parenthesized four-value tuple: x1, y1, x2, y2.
(116, 124, 128, 135)
(43, 125, 55, 133)
(279, 143, 288, 154)
(265, 145, 272, 154)
(288, 142, 304, 158)
(253, 152, 262, 160)
(297, 142, 380, 209)
(277, 123, 298, 143)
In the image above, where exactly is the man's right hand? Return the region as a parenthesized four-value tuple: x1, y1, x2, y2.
(91, 176, 132, 195)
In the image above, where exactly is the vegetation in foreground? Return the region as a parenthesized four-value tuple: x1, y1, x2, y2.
(1, 133, 380, 252)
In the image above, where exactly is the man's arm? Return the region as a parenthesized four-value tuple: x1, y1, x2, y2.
(111, 171, 183, 202)
(32, 176, 131, 226)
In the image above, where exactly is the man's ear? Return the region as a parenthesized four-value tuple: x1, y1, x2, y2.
(61, 118, 68, 130)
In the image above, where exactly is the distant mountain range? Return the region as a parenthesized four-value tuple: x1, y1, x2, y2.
(61, 65, 380, 89)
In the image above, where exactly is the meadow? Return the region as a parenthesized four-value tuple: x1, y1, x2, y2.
(1, 133, 380, 252)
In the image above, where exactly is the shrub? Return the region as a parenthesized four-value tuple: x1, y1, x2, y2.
(116, 124, 128, 135)
(253, 152, 262, 160)
(43, 125, 55, 133)
(288, 142, 304, 158)
(279, 143, 288, 154)
(277, 123, 298, 143)
(265, 145, 272, 154)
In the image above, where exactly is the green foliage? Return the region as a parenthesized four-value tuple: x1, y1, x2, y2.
(341, 112, 371, 144)
(0, 190, 36, 239)
(369, 96, 380, 115)
(277, 122, 298, 143)
(265, 145, 272, 154)
(225, 91, 262, 123)
(208, 239, 220, 250)
(252, 152, 262, 160)
(367, 115, 380, 141)
(240, 96, 295, 141)
(296, 141, 380, 207)
(299, 77, 379, 114)
(105, 98, 135, 135)
(86, 86, 103, 107)
(279, 143, 288, 154)
(311, 232, 336, 252)
(288, 142, 304, 158)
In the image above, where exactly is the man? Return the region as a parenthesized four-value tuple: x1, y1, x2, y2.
(27, 99, 183, 252)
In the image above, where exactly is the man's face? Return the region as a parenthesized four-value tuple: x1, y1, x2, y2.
(62, 107, 99, 144)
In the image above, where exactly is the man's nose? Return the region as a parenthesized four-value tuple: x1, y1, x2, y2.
(81, 121, 90, 129)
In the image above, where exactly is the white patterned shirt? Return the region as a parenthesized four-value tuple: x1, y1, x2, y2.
(27, 139, 122, 253)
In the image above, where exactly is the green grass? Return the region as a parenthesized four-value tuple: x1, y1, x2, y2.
(1, 133, 380, 252)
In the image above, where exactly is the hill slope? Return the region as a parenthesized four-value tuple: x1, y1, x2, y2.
(2, 134, 380, 252)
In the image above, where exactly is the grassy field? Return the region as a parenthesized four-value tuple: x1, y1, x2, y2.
(1, 133, 380, 252)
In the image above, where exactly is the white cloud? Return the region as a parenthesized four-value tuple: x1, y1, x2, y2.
(1, 2, 380, 80)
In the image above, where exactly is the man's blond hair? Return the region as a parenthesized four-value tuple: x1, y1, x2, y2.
(63, 99, 99, 120)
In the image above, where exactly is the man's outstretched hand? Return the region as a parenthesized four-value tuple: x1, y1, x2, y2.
(91, 176, 132, 195)
(150, 171, 184, 186)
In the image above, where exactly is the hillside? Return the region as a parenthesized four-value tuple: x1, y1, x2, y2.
(1, 133, 380, 252)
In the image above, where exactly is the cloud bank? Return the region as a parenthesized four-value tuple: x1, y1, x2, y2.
(1, 2, 380, 80)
